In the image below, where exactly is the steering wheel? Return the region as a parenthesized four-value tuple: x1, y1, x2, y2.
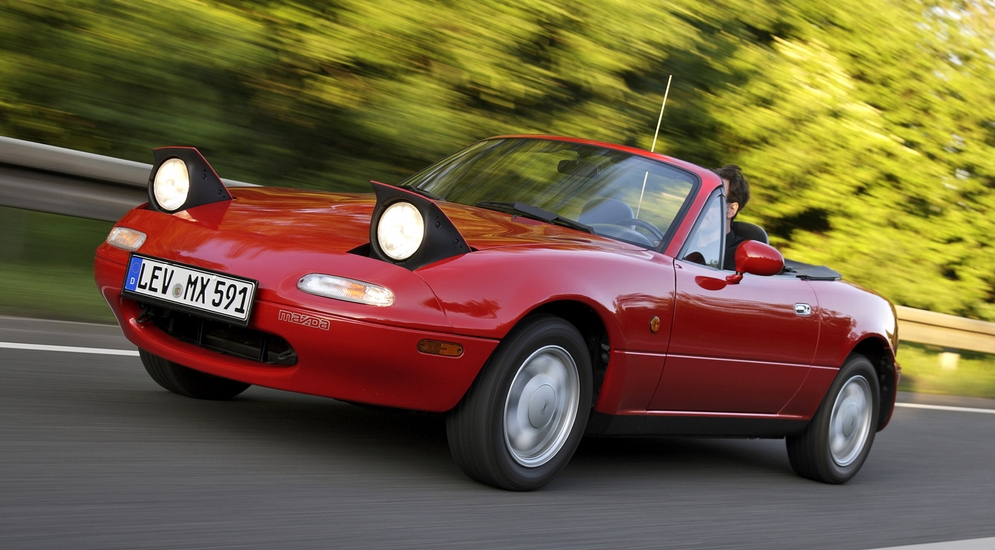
(613, 218, 665, 242)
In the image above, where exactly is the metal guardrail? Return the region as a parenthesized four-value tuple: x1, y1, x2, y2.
(1, 136, 993, 355)
(896, 306, 995, 355)
(0, 136, 255, 222)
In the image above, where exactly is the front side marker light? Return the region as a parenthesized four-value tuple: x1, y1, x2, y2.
(106, 227, 146, 251)
(298, 274, 394, 307)
(153, 157, 190, 211)
(417, 339, 464, 357)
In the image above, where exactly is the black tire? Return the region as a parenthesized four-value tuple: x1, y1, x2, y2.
(446, 314, 593, 491)
(139, 349, 250, 400)
(786, 354, 880, 484)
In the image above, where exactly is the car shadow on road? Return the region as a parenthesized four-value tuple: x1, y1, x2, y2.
(117, 382, 799, 489)
(571, 435, 796, 481)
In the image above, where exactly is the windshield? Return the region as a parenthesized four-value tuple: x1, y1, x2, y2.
(402, 138, 697, 248)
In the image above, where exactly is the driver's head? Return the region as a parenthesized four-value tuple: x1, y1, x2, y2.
(714, 165, 750, 227)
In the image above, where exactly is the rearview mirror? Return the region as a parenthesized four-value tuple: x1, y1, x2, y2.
(557, 159, 602, 178)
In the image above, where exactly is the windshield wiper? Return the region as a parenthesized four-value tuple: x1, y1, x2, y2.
(475, 201, 594, 234)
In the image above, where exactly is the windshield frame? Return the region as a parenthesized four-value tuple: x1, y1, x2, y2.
(400, 136, 702, 253)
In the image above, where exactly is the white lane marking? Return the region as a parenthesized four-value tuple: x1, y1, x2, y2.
(0, 342, 139, 356)
(896, 402, 995, 415)
(865, 535, 995, 550)
(8, 339, 993, 414)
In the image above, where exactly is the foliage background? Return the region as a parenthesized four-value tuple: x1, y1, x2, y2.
(2, 0, 995, 322)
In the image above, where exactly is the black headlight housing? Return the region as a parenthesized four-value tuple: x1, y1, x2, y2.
(369, 181, 468, 270)
(147, 147, 231, 213)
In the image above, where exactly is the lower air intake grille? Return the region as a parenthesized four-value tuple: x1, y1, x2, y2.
(145, 306, 297, 366)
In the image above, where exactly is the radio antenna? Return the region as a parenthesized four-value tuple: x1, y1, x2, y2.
(635, 74, 673, 220)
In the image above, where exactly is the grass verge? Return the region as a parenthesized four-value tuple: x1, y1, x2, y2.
(0, 206, 115, 324)
(896, 342, 995, 400)
(0, 262, 115, 323)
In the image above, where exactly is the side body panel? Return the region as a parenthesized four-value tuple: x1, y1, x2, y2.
(587, 276, 897, 436)
(649, 260, 820, 414)
(789, 279, 900, 423)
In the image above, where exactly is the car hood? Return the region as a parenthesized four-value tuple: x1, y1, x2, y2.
(217, 187, 647, 256)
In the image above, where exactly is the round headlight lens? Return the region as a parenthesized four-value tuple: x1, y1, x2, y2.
(377, 201, 424, 261)
(153, 158, 190, 211)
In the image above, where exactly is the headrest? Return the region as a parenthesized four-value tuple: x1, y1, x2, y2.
(731, 221, 769, 244)
(579, 199, 633, 225)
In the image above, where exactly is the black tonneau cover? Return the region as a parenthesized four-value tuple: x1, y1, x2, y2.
(783, 259, 841, 281)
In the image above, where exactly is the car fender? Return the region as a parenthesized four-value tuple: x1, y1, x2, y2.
(809, 280, 898, 369)
(416, 245, 678, 354)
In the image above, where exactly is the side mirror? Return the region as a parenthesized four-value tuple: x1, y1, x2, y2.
(725, 240, 784, 283)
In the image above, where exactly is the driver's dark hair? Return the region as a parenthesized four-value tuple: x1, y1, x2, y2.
(714, 164, 750, 218)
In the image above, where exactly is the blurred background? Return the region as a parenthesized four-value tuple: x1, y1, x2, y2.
(1, 0, 994, 396)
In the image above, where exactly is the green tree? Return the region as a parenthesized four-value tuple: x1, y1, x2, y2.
(2, 0, 995, 320)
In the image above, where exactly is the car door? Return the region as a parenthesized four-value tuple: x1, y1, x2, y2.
(648, 191, 820, 414)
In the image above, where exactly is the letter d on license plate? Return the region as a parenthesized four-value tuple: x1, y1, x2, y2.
(122, 254, 257, 326)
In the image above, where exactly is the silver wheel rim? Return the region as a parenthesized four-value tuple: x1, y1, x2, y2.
(829, 375, 873, 467)
(503, 345, 580, 468)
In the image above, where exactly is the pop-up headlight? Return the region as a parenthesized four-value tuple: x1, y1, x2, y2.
(298, 274, 394, 307)
(377, 201, 425, 261)
(368, 182, 468, 270)
(147, 147, 231, 214)
(153, 158, 190, 212)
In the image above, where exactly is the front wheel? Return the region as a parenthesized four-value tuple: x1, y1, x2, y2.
(139, 349, 250, 400)
(786, 354, 879, 484)
(446, 314, 592, 491)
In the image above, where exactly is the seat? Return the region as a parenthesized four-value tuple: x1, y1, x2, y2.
(731, 221, 769, 244)
(578, 199, 633, 225)
(579, 199, 653, 246)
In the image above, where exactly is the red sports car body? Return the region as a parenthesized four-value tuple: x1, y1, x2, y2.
(95, 135, 899, 490)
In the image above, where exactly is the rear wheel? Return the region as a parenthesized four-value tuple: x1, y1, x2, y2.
(139, 349, 250, 400)
(446, 314, 592, 491)
(786, 354, 879, 483)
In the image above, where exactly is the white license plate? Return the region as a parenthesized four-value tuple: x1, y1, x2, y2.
(122, 254, 257, 325)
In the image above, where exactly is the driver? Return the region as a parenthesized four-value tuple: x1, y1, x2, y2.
(714, 165, 751, 271)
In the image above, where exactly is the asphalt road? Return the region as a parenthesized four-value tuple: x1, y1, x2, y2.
(2, 316, 994, 550)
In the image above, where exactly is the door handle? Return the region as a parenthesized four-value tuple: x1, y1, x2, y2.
(794, 303, 812, 316)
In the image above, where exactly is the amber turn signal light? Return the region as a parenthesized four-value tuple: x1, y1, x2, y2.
(649, 316, 661, 333)
(417, 339, 464, 357)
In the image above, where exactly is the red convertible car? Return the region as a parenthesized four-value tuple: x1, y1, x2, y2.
(95, 136, 899, 490)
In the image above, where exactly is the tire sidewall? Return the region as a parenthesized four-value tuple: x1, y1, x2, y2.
(139, 348, 249, 400)
(475, 315, 593, 490)
(811, 354, 880, 483)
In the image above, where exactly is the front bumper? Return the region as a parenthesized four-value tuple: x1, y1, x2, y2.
(95, 252, 498, 412)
